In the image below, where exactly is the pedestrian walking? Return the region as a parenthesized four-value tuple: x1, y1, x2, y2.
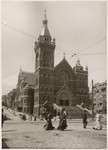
(93, 110, 102, 130)
(82, 110, 88, 128)
(44, 108, 55, 130)
(2, 109, 4, 128)
(34, 115, 36, 121)
(57, 108, 67, 131)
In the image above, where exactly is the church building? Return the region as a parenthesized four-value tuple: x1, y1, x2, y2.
(16, 13, 90, 117)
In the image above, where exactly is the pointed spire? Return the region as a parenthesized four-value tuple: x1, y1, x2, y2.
(39, 10, 51, 40)
(76, 58, 81, 67)
(75, 58, 83, 70)
(20, 66, 22, 71)
(19, 66, 23, 75)
(63, 52, 65, 59)
(42, 10, 48, 27)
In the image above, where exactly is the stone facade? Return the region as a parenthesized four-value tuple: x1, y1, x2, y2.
(7, 14, 90, 117)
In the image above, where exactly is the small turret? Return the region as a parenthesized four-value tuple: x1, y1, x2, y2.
(74, 58, 83, 71)
(85, 64, 88, 71)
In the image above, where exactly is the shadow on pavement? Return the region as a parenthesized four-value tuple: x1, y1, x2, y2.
(2, 138, 9, 149)
(65, 129, 74, 131)
(3, 130, 17, 132)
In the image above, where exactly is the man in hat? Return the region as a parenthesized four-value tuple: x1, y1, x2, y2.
(82, 110, 88, 128)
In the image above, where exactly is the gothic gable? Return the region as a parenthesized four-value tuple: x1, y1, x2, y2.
(54, 58, 75, 80)
(17, 69, 35, 90)
(56, 83, 73, 97)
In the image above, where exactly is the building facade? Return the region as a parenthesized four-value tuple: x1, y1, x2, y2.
(3, 14, 90, 117)
(15, 13, 90, 117)
(93, 81, 107, 113)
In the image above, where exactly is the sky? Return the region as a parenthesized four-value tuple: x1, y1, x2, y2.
(1, 1, 107, 95)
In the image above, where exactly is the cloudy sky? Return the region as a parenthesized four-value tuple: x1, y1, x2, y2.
(2, 1, 106, 95)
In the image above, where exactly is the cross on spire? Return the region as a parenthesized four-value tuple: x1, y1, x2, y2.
(43, 10, 47, 21)
(43, 10, 47, 14)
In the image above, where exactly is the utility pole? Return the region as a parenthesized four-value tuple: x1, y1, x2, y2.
(92, 80, 94, 120)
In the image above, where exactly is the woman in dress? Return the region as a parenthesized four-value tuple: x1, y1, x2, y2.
(93, 110, 102, 130)
(57, 108, 67, 131)
(44, 108, 55, 130)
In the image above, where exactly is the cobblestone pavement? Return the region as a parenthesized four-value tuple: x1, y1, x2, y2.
(2, 117, 107, 149)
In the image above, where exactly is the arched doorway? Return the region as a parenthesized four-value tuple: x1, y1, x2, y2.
(56, 90, 74, 107)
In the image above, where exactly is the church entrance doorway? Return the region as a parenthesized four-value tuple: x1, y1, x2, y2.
(56, 90, 74, 107)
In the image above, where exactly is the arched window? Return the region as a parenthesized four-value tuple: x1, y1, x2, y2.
(50, 88, 52, 92)
(40, 87, 44, 91)
(77, 90, 79, 94)
(47, 74, 51, 84)
(43, 74, 46, 84)
(36, 53, 39, 62)
(24, 91, 27, 95)
(45, 88, 48, 92)
(43, 96, 46, 102)
(43, 51, 51, 67)
(36, 52, 39, 69)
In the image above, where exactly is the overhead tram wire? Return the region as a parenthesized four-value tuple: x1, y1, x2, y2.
(78, 38, 106, 54)
(56, 39, 106, 60)
(2, 22, 76, 56)
(2, 22, 36, 39)
(78, 52, 106, 56)
(89, 66, 106, 75)
(56, 46, 75, 55)
(2, 22, 106, 58)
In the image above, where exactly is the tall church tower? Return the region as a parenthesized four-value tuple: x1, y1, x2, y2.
(34, 13, 56, 116)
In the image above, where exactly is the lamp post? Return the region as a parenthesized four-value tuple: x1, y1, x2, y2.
(92, 80, 94, 120)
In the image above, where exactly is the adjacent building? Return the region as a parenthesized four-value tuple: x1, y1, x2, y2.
(93, 81, 107, 113)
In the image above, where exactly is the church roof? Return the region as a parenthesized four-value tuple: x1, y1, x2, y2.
(22, 83, 31, 90)
(55, 57, 75, 77)
(21, 71, 35, 87)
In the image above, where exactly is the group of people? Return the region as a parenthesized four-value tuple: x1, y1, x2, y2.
(44, 108, 67, 131)
(44, 107, 103, 131)
(82, 109, 103, 130)
(2, 107, 103, 131)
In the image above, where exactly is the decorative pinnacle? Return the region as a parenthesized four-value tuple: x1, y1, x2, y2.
(20, 66, 22, 71)
(63, 52, 65, 59)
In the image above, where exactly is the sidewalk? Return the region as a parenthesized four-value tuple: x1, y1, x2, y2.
(2, 118, 107, 149)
